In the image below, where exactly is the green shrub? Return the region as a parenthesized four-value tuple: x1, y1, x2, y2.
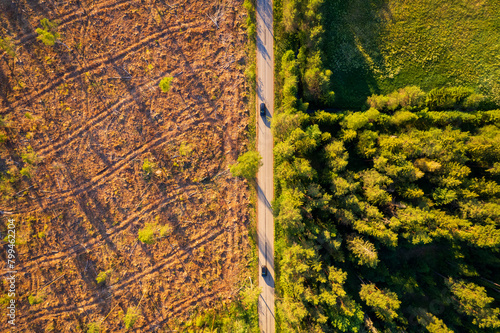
(138, 223, 156, 244)
(367, 86, 425, 111)
(244, 63, 256, 91)
(36, 18, 60, 46)
(230, 150, 262, 180)
(0, 294, 9, 305)
(463, 93, 488, 110)
(87, 322, 101, 333)
(398, 86, 426, 108)
(142, 158, 155, 179)
(243, 0, 256, 41)
(0, 37, 16, 58)
(123, 307, 140, 330)
(178, 142, 193, 156)
(138, 221, 171, 244)
(426, 86, 474, 110)
(20, 166, 33, 179)
(159, 76, 173, 93)
(21, 147, 41, 165)
(28, 292, 45, 305)
(96, 271, 108, 285)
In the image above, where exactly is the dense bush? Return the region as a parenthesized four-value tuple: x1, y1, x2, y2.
(367, 86, 494, 113)
(426, 86, 490, 111)
(230, 150, 262, 180)
(367, 86, 425, 111)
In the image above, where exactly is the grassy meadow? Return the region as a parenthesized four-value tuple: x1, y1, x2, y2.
(323, 0, 500, 108)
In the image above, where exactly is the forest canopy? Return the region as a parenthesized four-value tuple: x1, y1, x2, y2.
(274, 90, 500, 332)
(274, 0, 500, 331)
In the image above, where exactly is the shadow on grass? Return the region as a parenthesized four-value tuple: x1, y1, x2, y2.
(322, 0, 390, 110)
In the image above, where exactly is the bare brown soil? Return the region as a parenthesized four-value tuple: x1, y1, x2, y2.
(0, 0, 252, 331)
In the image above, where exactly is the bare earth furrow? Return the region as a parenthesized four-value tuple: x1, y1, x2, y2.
(19, 186, 198, 272)
(21, 227, 226, 324)
(35, 77, 164, 158)
(15, 0, 133, 47)
(9, 24, 191, 110)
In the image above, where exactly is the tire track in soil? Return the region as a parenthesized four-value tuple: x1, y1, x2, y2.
(47, 113, 219, 202)
(15, 0, 132, 47)
(9, 19, 200, 111)
(34, 76, 165, 157)
(141, 288, 224, 331)
(19, 184, 199, 272)
(42, 126, 182, 202)
(22, 227, 227, 323)
(12, 115, 219, 221)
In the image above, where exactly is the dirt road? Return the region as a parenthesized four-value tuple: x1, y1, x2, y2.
(256, 0, 275, 331)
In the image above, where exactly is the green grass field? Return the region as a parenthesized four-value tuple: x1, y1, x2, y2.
(323, 0, 500, 109)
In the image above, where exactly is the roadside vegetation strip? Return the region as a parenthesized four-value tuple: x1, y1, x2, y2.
(244, 0, 257, 149)
(273, 0, 334, 329)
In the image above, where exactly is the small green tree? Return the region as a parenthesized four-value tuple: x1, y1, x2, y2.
(359, 284, 401, 322)
(96, 271, 108, 285)
(123, 307, 140, 330)
(35, 18, 60, 46)
(0, 37, 16, 58)
(138, 222, 157, 244)
(87, 322, 101, 333)
(230, 150, 262, 180)
(159, 76, 173, 93)
(347, 236, 379, 268)
(414, 310, 453, 333)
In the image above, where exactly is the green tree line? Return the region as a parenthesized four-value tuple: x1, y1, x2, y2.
(273, 82, 500, 331)
(274, 1, 500, 332)
(277, 0, 335, 108)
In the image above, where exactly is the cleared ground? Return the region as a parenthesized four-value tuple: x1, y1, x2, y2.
(0, 0, 253, 331)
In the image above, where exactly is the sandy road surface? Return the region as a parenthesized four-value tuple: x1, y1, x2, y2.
(256, 0, 275, 331)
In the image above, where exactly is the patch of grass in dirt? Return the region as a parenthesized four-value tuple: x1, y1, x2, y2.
(28, 292, 46, 305)
(86, 322, 101, 333)
(323, 0, 500, 109)
(123, 307, 140, 330)
(137, 221, 172, 244)
(239, 0, 260, 330)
